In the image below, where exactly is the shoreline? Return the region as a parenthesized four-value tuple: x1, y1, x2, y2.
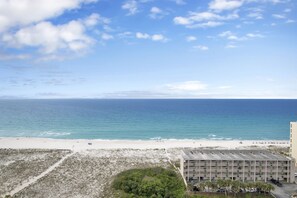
(0, 137, 289, 151)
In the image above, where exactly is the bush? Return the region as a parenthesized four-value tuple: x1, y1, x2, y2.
(112, 167, 185, 198)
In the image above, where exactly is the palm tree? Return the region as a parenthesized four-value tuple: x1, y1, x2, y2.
(225, 179, 232, 194)
(204, 181, 213, 192)
(267, 183, 275, 193)
(217, 179, 228, 195)
(231, 180, 241, 194)
(198, 182, 206, 192)
(210, 181, 218, 192)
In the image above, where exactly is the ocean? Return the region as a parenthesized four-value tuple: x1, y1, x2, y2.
(0, 99, 296, 140)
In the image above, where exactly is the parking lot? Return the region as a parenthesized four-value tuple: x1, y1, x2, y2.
(271, 176, 297, 198)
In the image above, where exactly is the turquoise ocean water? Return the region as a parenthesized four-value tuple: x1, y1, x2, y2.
(0, 99, 296, 140)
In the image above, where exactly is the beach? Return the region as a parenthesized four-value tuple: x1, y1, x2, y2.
(0, 137, 289, 151)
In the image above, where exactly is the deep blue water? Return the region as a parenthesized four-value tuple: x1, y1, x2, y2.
(0, 99, 296, 140)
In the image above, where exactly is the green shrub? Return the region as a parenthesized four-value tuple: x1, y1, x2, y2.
(112, 167, 185, 198)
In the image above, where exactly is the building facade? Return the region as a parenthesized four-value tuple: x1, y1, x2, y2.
(181, 150, 295, 183)
(290, 121, 297, 166)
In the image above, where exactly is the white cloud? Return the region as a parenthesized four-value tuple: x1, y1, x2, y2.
(165, 81, 208, 91)
(188, 21, 224, 28)
(136, 32, 150, 39)
(0, 0, 97, 32)
(219, 31, 246, 41)
(189, 11, 223, 21)
(118, 31, 133, 38)
(122, 0, 139, 15)
(83, 13, 110, 27)
(149, 7, 167, 19)
(246, 33, 264, 38)
(247, 8, 264, 19)
(101, 33, 114, 40)
(175, 0, 186, 5)
(151, 34, 167, 41)
(247, 12, 263, 19)
(173, 11, 238, 28)
(186, 36, 197, 42)
(0, 53, 31, 60)
(272, 14, 286, 19)
(219, 31, 264, 41)
(218, 85, 232, 89)
(284, 8, 291, 13)
(2, 19, 94, 54)
(173, 17, 192, 25)
(209, 0, 244, 12)
(286, 19, 295, 23)
(193, 45, 209, 51)
(219, 31, 233, 37)
(135, 32, 167, 42)
(151, 6, 162, 14)
(225, 44, 238, 48)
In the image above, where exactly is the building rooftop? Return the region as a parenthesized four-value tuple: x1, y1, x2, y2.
(181, 150, 292, 161)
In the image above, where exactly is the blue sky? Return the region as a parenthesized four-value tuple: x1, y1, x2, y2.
(0, 0, 296, 98)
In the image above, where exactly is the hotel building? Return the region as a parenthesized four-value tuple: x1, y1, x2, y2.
(290, 121, 297, 166)
(181, 150, 295, 183)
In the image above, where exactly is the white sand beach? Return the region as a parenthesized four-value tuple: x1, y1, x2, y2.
(0, 137, 289, 151)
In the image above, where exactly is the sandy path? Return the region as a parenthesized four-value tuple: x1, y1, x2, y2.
(8, 152, 75, 196)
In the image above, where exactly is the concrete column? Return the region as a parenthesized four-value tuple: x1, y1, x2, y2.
(265, 161, 267, 182)
(187, 160, 189, 182)
(221, 160, 223, 179)
(254, 160, 256, 182)
(231, 160, 234, 180)
(243, 160, 245, 182)
(198, 160, 200, 182)
(276, 160, 278, 180)
(209, 160, 211, 181)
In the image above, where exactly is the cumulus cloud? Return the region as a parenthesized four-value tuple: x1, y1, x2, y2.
(0, 0, 97, 32)
(149, 7, 168, 19)
(272, 14, 286, 19)
(219, 31, 264, 41)
(83, 13, 110, 27)
(101, 33, 114, 40)
(0, 53, 31, 60)
(286, 19, 295, 23)
(218, 85, 232, 89)
(173, 11, 238, 28)
(247, 7, 264, 19)
(246, 33, 264, 38)
(135, 32, 167, 42)
(225, 44, 238, 48)
(165, 81, 208, 91)
(0, 1, 115, 60)
(173, 0, 290, 29)
(175, 0, 186, 5)
(219, 31, 246, 41)
(209, 0, 244, 12)
(151, 34, 166, 41)
(136, 32, 150, 39)
(2, 19, 94, 54)
(122, 0, 139, 15)
(186, 36, 197, 42)
(193, 45, 209, 51)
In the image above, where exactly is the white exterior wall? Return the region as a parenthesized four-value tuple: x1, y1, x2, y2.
(181, 159, 295, 183)
(290, 122, 297, 167)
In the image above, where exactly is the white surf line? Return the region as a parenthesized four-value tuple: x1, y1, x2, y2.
(8, 151, 75, 196)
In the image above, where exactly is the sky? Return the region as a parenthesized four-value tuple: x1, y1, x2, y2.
(0, 0, 296, 99)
